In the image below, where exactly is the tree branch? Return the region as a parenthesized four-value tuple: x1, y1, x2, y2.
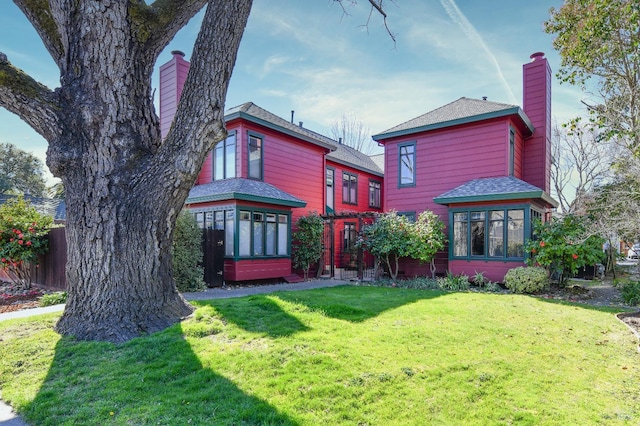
(129, 0, 208, 62)
(0, 53, 61, 142)
(13, 0, 65, 67)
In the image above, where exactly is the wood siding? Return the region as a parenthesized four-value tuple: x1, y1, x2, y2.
(449, 259, 524, 283)
(225, 258, 291, 282)
(522, 54, 552, 193)
(159, 52, 190, 139)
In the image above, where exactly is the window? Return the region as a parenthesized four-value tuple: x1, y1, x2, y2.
(369, 180, 381, 208)
(214, 131, 236, 180)
(248, 133, 263, 180)
(225, 210, 234, 256)
(453, 213, 468, 257)
(239, 209, 289, 257)
(398, 211, 416, 222)
(470, 211, 486, 256)
(326, 168, 335, 214)
(509, 128, 515, 177)
(399, 142, 416, 187)
(190, 209, 234, 257)
(342, 172, 358, 204)
(452, 207, 527, 260)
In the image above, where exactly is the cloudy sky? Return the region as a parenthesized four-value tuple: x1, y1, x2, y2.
(0, 0, 585, 183)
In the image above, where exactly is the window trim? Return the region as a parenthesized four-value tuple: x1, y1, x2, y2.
(398, 141, 417, 188)
(448, 204, 531, 261)
(368, 179, 381, 208)
(508, 127, 515, 177)
(342, 171, 358, 205)
(213, 130, 237, 181)
(235, 206, 291, 260)
(326, 167, 335, 214)
(247, 131, 264, 181)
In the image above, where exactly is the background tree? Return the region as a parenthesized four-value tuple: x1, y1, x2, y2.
(550, 120, 613, 214)
(526, 215, 605, 286)
(330, 112, 378, 155)
(0, 142, 47, 197)
(292, 213, 325, 280)
(545, 0, 640, 154)
(0, 0, 389, 343)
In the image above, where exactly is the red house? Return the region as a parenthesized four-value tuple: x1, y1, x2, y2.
(160, 52, 383, 283)
(372, 52, 558, 282)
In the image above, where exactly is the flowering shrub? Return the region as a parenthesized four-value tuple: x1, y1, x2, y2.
(525, 215, 604, 286)
(358, 210, 446, 280)
(0, 197, 53, 289)
(503, 266, 549, 294)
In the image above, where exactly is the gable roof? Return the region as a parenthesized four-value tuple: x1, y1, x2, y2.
(372, 97, 534, 141)
(433, 176, 558, 207)
(225, 102, 336, 151)
(185, 178, 306, 207)
(327, 143, 383, 177)
(225, 102, 383, 176)
(0, 194, 66, 221)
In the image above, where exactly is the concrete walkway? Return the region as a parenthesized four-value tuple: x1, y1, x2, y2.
(0, 279, 350, 425)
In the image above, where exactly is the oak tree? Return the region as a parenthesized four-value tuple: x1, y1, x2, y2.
(0, 0, 389, 342)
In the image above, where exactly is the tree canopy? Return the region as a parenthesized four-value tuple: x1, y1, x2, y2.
(0, 142, 47, 197)
(545, 0, 640, 155)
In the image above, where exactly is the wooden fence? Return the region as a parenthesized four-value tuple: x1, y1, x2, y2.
(31, 227, 67, 290)
(14, 227, 224, 290)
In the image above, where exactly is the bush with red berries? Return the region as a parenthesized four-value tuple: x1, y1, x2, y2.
(0, 197, 53, 289)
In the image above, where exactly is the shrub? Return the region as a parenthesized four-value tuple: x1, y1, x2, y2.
(292, 213, 325, 280)
(368, 277, 440, 290)
(39, 291, 67, 307)
(0, 197, 53, 289)
(437, 272, 470, 291)
(504, 266, 549, 294)
(172, 211, 206, 293)
(618, 280, 640, 306)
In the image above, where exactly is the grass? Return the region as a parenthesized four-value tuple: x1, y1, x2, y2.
(0, 285, 639, 425)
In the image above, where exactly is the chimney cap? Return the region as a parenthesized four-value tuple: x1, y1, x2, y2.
(171, 50, 185, 57)
(530, 52, 545, 61)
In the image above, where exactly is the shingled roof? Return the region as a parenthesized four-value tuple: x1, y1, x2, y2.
(185, 178, 306, 207)
(0, 194, 66, 222)
(433, 176, 558, 207)
(372, 97, 534, 141)
(225, 102, 383, 176)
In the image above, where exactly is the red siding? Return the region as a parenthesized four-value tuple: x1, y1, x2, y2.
(226, 258, 292, 282)
(522, 53, 552, 193)
(197, 152, 213, 184)
(159, 52, 190, 139)
(383, 119, 511, 220)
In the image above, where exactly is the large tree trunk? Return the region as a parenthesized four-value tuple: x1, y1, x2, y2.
(1, 0, 252, 342)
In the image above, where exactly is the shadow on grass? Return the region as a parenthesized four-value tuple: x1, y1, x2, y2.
(22, 324, 297, 425)
(195, 294, 311, 337)
(199, 285, 446, 329)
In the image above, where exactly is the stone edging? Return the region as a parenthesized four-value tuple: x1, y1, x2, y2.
(616, 311, 640, 353)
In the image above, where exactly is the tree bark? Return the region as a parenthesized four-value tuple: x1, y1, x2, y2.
(1, 0, 252, 343)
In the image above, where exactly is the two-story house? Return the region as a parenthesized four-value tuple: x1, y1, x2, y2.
(160, 51, 383, 283)
(372, 53, 557, 282)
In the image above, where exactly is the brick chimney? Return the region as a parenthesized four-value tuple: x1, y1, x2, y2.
(522, 52, 551, 194)
(159, 50, 191, 139)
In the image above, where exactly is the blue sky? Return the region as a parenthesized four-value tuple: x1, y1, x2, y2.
(0, 0, 584, 184)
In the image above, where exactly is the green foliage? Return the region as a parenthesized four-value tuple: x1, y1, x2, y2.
(0, 143, 47, 196)
(362, 277, 440, 290)
(39, 291, 67, 307)
(1, 286, 639, 425)
(171, 211, 205, 293)
(615, 280, 640, 306)
(526, 215, 605, 286)
(358, 210, 446, 280)
(0, 197, 52, 289)
(504, 266, 549, 294)
(291, 212, 325, 280)
(545, 0, 640, 154)
(437, 272, 470, 291)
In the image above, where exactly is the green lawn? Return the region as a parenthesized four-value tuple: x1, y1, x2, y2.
(1, 285, 639, 425)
